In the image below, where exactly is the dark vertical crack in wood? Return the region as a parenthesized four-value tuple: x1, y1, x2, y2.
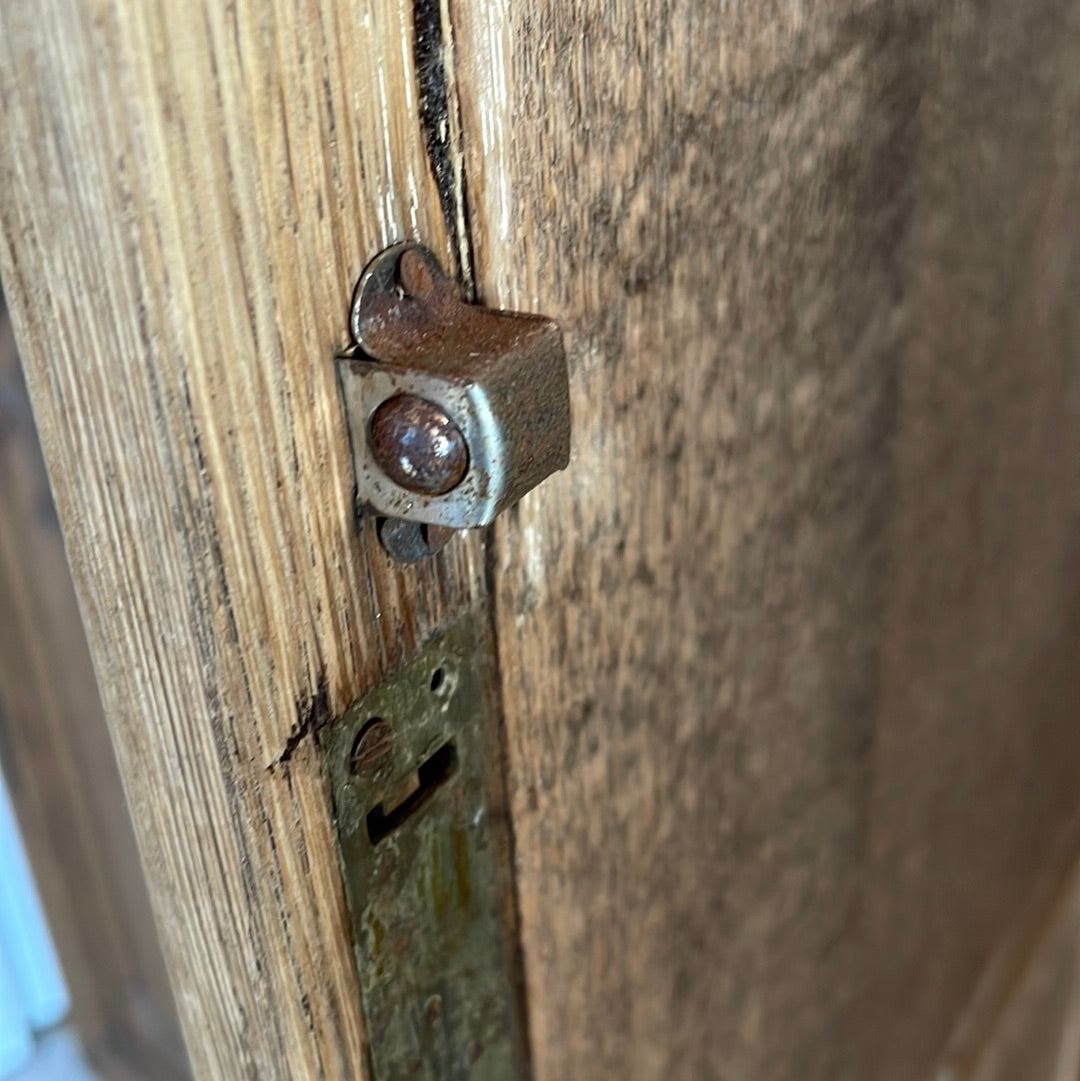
(413, 0, 476, 298)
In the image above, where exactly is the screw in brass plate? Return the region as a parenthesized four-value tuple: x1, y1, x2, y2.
(350, 718, 394, 776)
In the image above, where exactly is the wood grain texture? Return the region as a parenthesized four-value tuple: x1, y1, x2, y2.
(453, 1, 1080, 1079)
(0, 298, 188, 1080)
(0, 2, 485, 1078)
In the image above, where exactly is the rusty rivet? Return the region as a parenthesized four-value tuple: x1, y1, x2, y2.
(376, 518, 455, 563)
(369, 394, 468, 496)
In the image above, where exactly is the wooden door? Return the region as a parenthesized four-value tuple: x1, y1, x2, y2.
(2, 1, 1079, 1080)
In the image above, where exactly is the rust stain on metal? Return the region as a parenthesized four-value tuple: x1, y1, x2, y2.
(370, 394, 469, 496)
(350, 718, 395, 775)
(376, 517, 456, 563)
(337, 242, 571, 560)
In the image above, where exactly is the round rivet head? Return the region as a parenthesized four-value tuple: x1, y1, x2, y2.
(369, 394, 469, 496)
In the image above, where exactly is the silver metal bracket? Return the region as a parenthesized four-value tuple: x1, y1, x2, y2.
(321, 610, 528, 1080)
(336, 243, 570, 558)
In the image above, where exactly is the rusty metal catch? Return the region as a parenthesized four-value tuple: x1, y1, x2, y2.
(337, 242, 570, 561)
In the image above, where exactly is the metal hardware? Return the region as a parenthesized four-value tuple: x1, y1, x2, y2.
(375, 518, 457, 564)
(337, 242, 571, 560)
(322, 610, 528, 1081)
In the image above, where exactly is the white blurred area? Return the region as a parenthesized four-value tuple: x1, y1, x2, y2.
(5, 1030, 96, 1081)
(0, 770, 82, 1080)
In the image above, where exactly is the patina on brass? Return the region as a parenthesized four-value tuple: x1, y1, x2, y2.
(322, 610, 528, 1081)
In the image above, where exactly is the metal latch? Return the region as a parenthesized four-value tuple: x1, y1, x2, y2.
(337, 243, 571, 561)
(322, 610, 528, 1081)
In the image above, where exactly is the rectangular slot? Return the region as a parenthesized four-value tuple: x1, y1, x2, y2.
(366, 741, 457, 846)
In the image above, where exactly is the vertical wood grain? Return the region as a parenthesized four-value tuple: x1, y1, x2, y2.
(453, 1, 1080, 1079)
(0, 1, 484, 1077)
(0, 298, 187, 1079)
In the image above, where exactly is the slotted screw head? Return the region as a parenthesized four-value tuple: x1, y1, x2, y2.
(369, 394, 469, 496)
(350, 718, 393, 775)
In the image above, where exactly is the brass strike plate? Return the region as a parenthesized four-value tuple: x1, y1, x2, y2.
(322, 611, 528, 1081)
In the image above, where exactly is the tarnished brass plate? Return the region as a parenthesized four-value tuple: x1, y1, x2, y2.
(322, 610, 527, 1081)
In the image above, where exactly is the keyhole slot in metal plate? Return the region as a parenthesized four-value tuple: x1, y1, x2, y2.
(366, 740, 458, 846)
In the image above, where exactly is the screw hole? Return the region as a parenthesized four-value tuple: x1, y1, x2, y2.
(430, 667, 446, 694)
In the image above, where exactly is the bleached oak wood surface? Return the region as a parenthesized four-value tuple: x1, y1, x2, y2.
(0, 299, 188, 1079)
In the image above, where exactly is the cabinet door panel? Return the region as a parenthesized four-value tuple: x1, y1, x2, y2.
(454, 1, 1080, 1079)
